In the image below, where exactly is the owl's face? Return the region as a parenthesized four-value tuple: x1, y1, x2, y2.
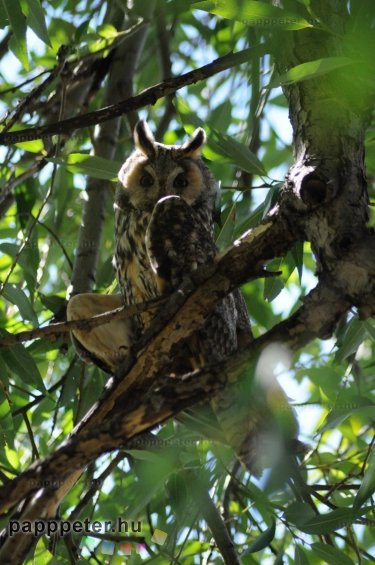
(117, 121, 216, 216)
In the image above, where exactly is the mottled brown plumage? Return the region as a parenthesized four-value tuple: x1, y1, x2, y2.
(113, 121, 250, 370)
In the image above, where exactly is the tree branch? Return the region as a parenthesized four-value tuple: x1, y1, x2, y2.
(0, 298, 164, 347)
(0, 46, 266, 146)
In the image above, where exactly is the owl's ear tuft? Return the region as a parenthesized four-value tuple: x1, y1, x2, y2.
(134, 120, 157, 159)
(180, 127, 206, 158)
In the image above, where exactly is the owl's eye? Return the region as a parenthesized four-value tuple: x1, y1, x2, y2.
(140, 172, 154, 187)
(173, 173, 188, 189)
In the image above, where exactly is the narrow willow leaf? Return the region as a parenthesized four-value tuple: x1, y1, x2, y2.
(271, 57, 354, 87)
(215, 201, 236, 249)
(264, 257, 283, 302)
(335, 317, 366, 363)
(283, 501, 316, 525)
(211, 130, 266, 176)
(363, 319, 375, 340)
(353, 448, 375, 511)
(39, 293, 66, 315)
(245, 519, 276, 553)
(0, 242, 18, 257)
(0, 388, 13, 432)
(52, 154, 122, 181)
(294, 545, 310, 565)
(1, 345, 46, 392)
(0, 2, 7, 27)
(298, 507, 354, 534)
(25, 0, 50, 46)
(15, 139, 44, 153)
(318, 395, 374, 433)
(291, 241, 304, 283)
(1, 0, 28, 69)
(194, 0, 313, 30)
(2, 283, 38, 325)
(178, 97, 266, 175)
(311, 542, 355, 565)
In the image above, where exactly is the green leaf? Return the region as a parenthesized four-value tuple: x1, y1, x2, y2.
(194, 0, 314, 30)
(0, 388, 14, 433)
(127, 452, 178, 516)
(1, 345, 46, 392)
(211, 130, 266, 176)
(0, 242, 19, 257)
(298, 507, 355, 534)
(178, 97, 266, 175)
(283, 501, 316, 526)
(0, 1, 8, 27)
(233, 186, 278, 238)
(15, 179, 39, 229)
(363, 319, 375, 340)
(353, 448, 375, 511)
(291, 241, 304, 283)
(39, 293, 66, 315)
(294, 545, 310, 565)
(24, 0, 50, 46)
(19, 228, 39, 297)
(318, 394, 375, 433)
(215, 198, 236, 249)
(97, 23, 118, 39)
(2, 283, 38, 325)
(2, 0, 28, 69)
(271, 57, 354, 87)
(310, 542, 355, 565)
(15, 139, 44, 153)
(52, 154, 122, 181)
(245, 519, 276, 553)
(335, 317, 366, 363)
(264, 257, 283, 301)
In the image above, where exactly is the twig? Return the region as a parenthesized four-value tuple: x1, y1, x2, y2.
(68, 452, 127, 521)
(0, 157, 48, 213)
(11, 367, 71, 417)
(196, 481, 241, 565)
(23, 413, 40, 461)
(0, 297, 165, 347)
(2, 46, 69, 134)
(33, 216, 74, 270)
(0, 69, 51, 96)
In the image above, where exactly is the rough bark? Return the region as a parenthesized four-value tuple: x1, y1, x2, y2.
(273, 0, 373, 313)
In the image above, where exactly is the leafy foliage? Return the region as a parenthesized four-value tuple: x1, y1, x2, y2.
(0, 0, 374, 563)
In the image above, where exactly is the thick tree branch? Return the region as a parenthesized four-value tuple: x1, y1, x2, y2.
(0, 270, 349, 521)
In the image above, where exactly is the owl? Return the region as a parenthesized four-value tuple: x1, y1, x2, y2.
(68, 121, 300, 474)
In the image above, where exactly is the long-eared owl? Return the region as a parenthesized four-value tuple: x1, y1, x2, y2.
(113, 121, 250, 371)
(67, 122, 299, 474)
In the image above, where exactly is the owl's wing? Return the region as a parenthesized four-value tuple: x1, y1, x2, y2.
(67, 293, 132, 374)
